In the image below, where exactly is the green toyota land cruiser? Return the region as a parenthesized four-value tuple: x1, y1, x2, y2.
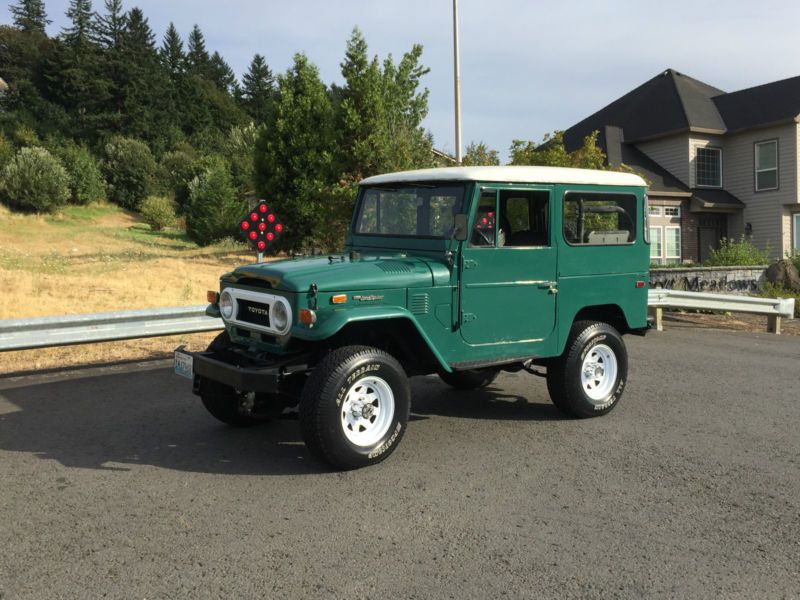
(175, 166, 650, 469)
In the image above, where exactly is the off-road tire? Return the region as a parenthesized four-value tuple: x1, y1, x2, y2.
(198, 331, 259, 427)
(546, 321, 627, 418)
(439, 368, 500, 390)
(299, 345, 410, 470)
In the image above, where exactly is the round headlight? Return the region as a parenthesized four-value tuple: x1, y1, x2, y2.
(219, 290, 234, 319)
(271, 301, 289, 333)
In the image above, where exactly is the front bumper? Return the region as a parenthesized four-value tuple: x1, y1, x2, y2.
(175, 346, 308, 394)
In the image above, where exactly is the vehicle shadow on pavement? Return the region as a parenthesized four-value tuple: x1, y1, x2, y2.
(0, 367, 326, 476)
(409, 375, 569, 421)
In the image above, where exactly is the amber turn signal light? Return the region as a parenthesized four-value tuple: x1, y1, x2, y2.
(207, 290, 220, 304)
(299, 309, 317, 327)
(331, 294, 347, 304)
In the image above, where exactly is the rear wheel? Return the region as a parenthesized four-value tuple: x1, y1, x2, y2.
(546, 321, 627, 418)
(439, 368, 500, 390)
(299, 345, 410, 470)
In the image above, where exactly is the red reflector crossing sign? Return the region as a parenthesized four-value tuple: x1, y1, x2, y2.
(240, 201, 283, 251)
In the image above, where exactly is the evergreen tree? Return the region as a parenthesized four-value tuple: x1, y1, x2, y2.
(93, 0, 127, 49)
(62, 0, 95, 48)
(9, 0, 50, 34)
(160, 22, 185, 76)
(240, 53, 274, 123)
(186, 24, 210, 77)
(336, 28, 432, 180)
(336, 28, 382, 178)
(118, 8, 171, 145)
(47, 0, 110, 141)
(254, 53, 336, 251)
(209, 51, 237, 95)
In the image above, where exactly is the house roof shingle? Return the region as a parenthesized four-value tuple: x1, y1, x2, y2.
(713, 75, 800, 132)
(564, 69, 726, 150)
(564, 68, 800, 152)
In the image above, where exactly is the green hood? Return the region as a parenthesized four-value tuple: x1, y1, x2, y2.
(227, 253, 451, 292)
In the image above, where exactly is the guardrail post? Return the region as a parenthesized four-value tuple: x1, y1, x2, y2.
(767, 315, 781, 335)
(648, 306, 663, 332)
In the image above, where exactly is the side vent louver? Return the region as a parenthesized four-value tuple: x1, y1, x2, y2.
(410, 293, 430, 315)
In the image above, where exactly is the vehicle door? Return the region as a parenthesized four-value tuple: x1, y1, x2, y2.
(459, 186, 557, 349)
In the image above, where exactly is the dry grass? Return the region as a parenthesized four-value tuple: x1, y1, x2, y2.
(0, 203, 260, 374)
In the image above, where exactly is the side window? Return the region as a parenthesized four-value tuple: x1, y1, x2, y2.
(563, 192, 637, 245)
(499, 190, 549, 247)
(470, 190, 497, 247)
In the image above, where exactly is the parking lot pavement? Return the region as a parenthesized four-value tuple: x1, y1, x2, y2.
(1, 328, 798, 599)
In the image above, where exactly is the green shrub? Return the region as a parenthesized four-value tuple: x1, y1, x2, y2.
(139, 195, 177, 231)
(0, 147, 70, 213)
(103, 137, 157, 210)
(704, 235, 770, 266)
(55, 143, 105, 205)
(157, 150, 202, 213)
(186, 160, 245, 246)
(758, 282, 800, 318)
(0, 134, 13, 170)
(13, 125, 40, 148)
(788, 250, 800, 274)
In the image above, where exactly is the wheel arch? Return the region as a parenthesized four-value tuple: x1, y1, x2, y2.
(569, 304, 631, 336)
(327, 316, 449, 376)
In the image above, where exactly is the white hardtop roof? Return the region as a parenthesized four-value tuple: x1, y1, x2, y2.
(360, 166, 646, 187)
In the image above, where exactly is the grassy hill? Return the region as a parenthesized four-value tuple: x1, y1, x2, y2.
(0, 203, 256, 373)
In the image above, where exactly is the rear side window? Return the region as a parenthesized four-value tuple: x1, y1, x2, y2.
(563, 192, 637, 245)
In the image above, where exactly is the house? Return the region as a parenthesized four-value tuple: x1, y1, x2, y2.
(563, 69, 800, 263)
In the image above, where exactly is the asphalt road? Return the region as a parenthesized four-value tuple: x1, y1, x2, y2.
(1, 326, 798, 599)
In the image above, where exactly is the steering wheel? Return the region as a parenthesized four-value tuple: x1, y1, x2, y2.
(474, 228, 493, 246)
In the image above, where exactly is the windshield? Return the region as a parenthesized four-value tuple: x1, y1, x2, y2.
(353, 184, 465, 238)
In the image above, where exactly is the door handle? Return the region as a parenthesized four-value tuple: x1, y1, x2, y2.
(538, 281, 558, 294)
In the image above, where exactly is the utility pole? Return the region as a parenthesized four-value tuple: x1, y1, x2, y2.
(453, 0, 462, 165)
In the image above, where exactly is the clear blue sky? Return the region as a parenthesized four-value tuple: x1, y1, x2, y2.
(3, 0, 799, 161)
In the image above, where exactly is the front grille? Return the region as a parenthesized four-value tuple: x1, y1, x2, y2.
(237, 299, 271, 328)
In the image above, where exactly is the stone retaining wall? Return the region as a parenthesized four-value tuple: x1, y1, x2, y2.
(649, 266, 767, 294)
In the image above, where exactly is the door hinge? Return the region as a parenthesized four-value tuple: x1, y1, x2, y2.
(462, 259, 477, 270)
(462, 312, 477, 323)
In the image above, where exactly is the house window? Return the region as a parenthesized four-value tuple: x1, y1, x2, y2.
(649, 226, 682, 264)
(648, 206, 662, 217)
(755, 140, 778, 191)
(794, 214, 800, 251)
(664, 206, 680, 218)
(650, 227, 662, 262)
(696, 147, 722, 187)
(665, 227, 681, 262)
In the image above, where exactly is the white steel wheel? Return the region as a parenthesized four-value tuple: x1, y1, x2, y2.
(580, 343, 618, 403)
(340, 376, 395, 447)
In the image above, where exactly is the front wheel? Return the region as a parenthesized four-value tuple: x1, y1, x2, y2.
(299, 345, 410, 470)
(198, 331, 259, 427)
(546, 321, 628, 418)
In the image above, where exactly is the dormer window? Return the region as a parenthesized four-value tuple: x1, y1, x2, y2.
(696, 147, 722, 187)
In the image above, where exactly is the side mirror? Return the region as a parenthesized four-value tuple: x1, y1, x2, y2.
(453, 214, 469, 241)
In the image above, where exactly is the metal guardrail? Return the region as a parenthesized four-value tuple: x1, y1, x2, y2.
(0, 290, 796, 352)
(648, 289, 795, 334)
(0, 305, 222, 352)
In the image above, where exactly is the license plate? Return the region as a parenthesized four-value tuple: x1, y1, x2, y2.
(174, 351, 194, 380)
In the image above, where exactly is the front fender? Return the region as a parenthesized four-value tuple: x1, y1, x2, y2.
(292, 306, 452, 372)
